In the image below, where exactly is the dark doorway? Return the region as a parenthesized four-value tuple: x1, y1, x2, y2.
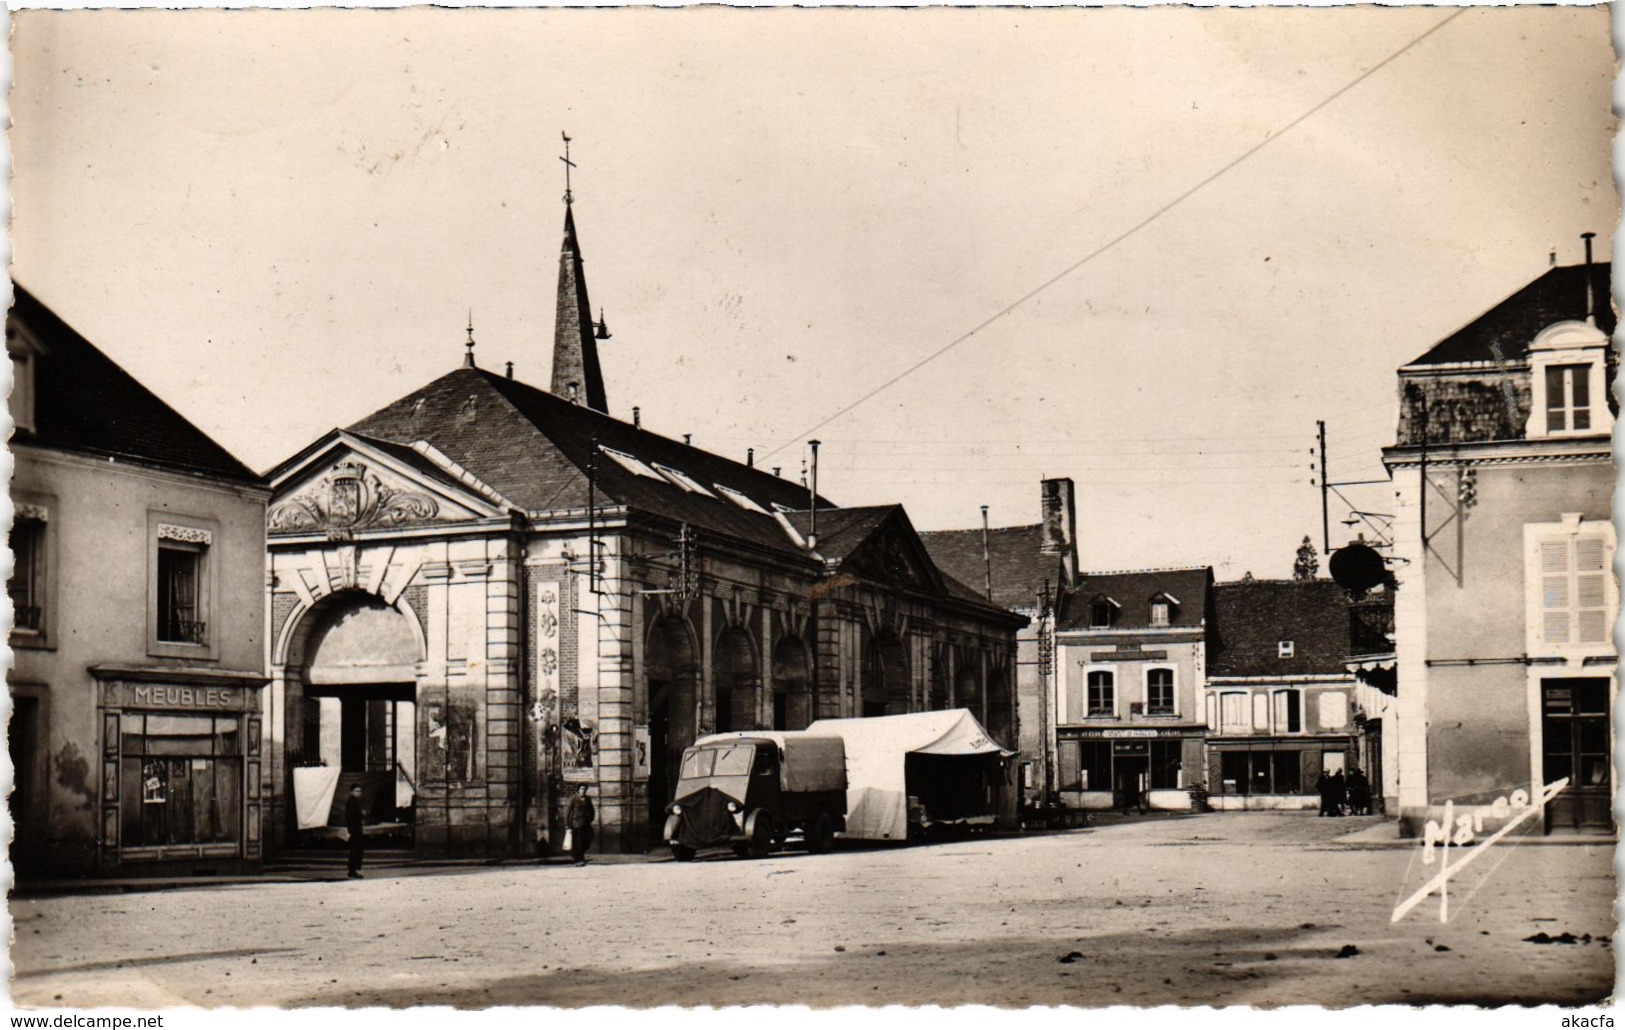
(648, 682, 672, 834)
(9, 693, 43, 874)
(304, 683, 415, 847)
(1113, 756, 1148, 813)
(1542, 678, 1612, 833)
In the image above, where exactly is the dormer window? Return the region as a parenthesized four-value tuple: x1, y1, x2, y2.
(1527, 321, 1612, 439)
(1545, 365, 1591, 432)
(652, 463, 717, 498)
(1089, 597, 1119, 629)
(1278, 640, 1295, 658)
(1148, 592, 1179, 627)
(7, 323, 41, 435)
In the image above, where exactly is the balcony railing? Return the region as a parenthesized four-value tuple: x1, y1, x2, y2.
(160, 619, 208, 645)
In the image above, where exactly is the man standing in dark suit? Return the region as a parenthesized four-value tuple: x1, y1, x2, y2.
(345, 784, 366, 879)
(566, 784, 595, 866)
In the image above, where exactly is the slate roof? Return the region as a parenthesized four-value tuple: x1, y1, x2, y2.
(1208, 579, 1353, 678)
(9, 284, 261, 485)
(1056, 567, 1212, 632)
(918, 524, 1059, 611)
(1403, 262, 1613, 368)
(784, 506, 899, 561)
(341, 365, 832, 557)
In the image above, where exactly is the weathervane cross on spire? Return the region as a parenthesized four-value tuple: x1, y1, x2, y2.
(463, 309, 477, 368)
(560, 132, 576, 206)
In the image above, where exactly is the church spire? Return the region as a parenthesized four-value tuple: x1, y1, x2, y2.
(551, 133, 608, 413)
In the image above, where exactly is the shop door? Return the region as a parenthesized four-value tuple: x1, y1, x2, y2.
(1542, 679, 1612, 833)
(1113, 756, 1148, 812)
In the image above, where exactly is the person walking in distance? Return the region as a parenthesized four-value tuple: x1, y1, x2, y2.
(567, 784, 595, 866)
(345, 784, 366, 879)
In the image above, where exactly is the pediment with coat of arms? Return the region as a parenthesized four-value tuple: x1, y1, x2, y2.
(269, 447, 500, 538)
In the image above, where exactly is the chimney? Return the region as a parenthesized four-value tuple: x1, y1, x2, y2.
(808, 440, 821, 547)
(1582, 231, 1597, 326)
(632, 406, 641, 429)
(747, 447, 755, 469)
(505, 361, 514, 380)
(683, 434, 692, 446)
(1040, 477, 1078, 584)
(772, 467, 782, 478)
(980, 505, 993, 602)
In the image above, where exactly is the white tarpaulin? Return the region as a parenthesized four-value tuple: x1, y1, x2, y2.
(807, 709, 1013, 841)
(292, 766, 342, 830)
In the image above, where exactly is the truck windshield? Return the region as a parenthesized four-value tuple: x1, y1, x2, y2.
(680, 745, 755, 780)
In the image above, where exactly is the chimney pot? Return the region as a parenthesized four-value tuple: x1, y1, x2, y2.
(683, 434, 692, 446)
(633, 406, 641, 429)
(747, 447, 755, 468)
(505, 361, 514, 380)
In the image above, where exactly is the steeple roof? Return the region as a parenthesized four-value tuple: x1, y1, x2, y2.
(552, 204, 609, 413)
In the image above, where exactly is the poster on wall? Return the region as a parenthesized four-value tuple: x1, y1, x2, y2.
(633, 725, 650, 779)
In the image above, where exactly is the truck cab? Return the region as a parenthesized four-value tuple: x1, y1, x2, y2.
(663, 733, 846, 861)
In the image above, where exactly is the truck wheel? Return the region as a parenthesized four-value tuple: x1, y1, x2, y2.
(670, 844, 696, 862)
(746, 814, 775, 859)
(807, 813, 834, 854)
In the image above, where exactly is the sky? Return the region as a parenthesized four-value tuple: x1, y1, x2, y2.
(8, 6, 1617, 581)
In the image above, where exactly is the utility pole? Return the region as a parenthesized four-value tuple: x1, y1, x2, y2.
(1318, 419, 1329, 555)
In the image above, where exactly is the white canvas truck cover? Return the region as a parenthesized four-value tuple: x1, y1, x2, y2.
(806, 709, 1013, 841)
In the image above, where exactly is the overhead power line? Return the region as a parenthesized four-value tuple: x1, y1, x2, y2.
(762, 9, 1465, 460)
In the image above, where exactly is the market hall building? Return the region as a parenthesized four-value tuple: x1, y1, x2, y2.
(1383, 248, 1616, 837)
(8, 286, 271, 878)
(262, 201, 1025, 859)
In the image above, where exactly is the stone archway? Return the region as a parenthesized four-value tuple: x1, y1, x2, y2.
(984, 664, 1013, 749)
(645, 615, 700, 832)
(713, 626, 760, 734)
(955, 658, 983, 722)
(863, 633, 910, 718)
(287, 591, 422, 849)
(771, 636, 814, 730)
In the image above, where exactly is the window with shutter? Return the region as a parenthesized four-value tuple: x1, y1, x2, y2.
(1529, 523, 1615, 652)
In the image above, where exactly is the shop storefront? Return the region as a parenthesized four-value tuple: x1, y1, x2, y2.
(93, 667, 268, 873)
(1204, 737, 1355, 810)
(1057, 726, 1206, 810)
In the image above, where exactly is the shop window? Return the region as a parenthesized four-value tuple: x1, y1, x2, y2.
(1086, 670, 1115, 717)
(120, 713, 242, 848)
(157, 543, 207, 645)
(1149, 740, 1182, 789)
(1271, 751, 1302, 794)
(9, 513, 46, 636)
(1146, 668, 1175, 715)
(1079, 741, 1112, 792)
(1218, 750, 1303, 795)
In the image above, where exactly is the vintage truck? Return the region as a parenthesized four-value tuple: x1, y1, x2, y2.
(663, 731, 847, 861)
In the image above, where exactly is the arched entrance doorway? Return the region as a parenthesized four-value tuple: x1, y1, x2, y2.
(713, 626, 760, 734)
(863, 633, 910, 718)
(771, 636, 814, 730)
(985, 666, 1013, 749)
(645, 615, 699, 833)
(291, 593, 420, 850)
(955, 659, 982, 722)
